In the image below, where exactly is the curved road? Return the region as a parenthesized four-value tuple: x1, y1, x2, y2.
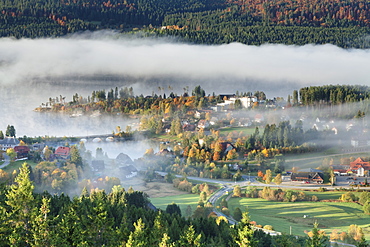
(0, 154, 10, 169)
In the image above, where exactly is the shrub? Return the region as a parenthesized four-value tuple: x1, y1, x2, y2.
(340, 192, 358, 202)
(221, 207, 230, 216)
(311, 195, 319, 202)
(317, 187, 326, 192)
(363, 201, 370, 215)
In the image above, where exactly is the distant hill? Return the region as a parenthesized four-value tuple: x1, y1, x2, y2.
(1, 0, 370, 47)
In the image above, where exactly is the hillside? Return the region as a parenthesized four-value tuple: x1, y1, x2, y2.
(1, 0, 370, 47)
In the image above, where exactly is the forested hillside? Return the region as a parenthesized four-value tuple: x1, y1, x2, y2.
(1, 0, 370, 47)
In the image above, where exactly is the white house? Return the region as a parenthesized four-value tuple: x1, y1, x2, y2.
(0, 137, 20, 151)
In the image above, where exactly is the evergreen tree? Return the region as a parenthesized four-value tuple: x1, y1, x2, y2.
(31, 197, 53, 246)
(70, 145, 83, 168)
(5, 163, 36, 246)
(306, 221, 329, 247)
(126, 218, 146, 246)
(179, 224, 202, 246)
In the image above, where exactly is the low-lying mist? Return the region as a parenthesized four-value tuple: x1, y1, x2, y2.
(1, 31, 370, 95)
(1, 30, 370, 137)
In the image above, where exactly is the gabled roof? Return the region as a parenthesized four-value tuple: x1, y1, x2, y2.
(55, 146, 70, 156)
(291, 172, 324, 181)
(116, 153, 134, 165)
(14, 146, 30, 153)
(0, 137, 20, 145)
(353, 157, 365, 163)
(299, 168, 323, 173)
(350, 158, 370, 171)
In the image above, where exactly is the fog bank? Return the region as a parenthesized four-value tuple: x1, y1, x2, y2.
(0, 31, 370, 97)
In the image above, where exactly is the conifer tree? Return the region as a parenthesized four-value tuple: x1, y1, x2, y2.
(5, 163, 36, 246)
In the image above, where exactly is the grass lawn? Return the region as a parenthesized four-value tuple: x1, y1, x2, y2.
(2, 160, 38, 173)
(219, 127, 260, 136)
(150, 193, 200, 217)
(228, 197, 370, 239)
(285, 151, 370, 170)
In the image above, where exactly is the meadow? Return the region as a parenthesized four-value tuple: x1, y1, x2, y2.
(150, 193, 200, 217)
(2, 160, 37, 173)
(219, 127, 260, 136)
(228, 196, 370, 239)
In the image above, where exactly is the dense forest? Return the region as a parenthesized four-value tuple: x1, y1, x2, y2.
(1, 0, 370, 47)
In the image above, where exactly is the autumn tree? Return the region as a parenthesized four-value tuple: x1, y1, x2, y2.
(274, 173, 282, 185)
(233, 185, 242, 197)
(6, 148, 17, 162)
(70, 145, 83, 168)
(264, 169, 272, 184)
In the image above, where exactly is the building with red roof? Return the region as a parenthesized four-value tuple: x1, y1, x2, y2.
(348, 158, 370, 176)
(54, 146, 70, 159)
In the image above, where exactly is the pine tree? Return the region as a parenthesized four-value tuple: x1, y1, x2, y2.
(306, 221, 329, 247)
(179, 224, 202, 246)
(126, 218, 146, 246)
(31, 197, 53, 246)
(5, 163, 36, 246)
(234, 211, 256, 247)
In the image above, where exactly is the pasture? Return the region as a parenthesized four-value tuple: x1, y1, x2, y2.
(151, 193, 200, 217)
(228, 197, 370, 239)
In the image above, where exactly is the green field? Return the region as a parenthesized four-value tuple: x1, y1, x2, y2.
(150, 193, 200, 217)
(228, 197, 370, 239)
(285, 150, 370, 170)
(2, 160, 37, 173)
(219, 127, 260, 136)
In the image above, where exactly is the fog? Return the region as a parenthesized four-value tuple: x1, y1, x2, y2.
(1, 31, 370, 138)
(1, 31, 370, 95)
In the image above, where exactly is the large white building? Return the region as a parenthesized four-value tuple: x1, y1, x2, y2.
(0, 137, 20, 151)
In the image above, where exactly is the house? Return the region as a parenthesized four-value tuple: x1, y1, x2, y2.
(254, 114, 264, 123)
(14, 146, 30, 159)
(331, 165, 349, 176)
(32, 143, 45, 152)
(54, 146, 70, 159)
(116, 153, 134, 167)
(91, 160, 105, 172)
(0, 137, 20, 151)
(119, 165, 138, 179)
(291, 171, 324, 183)
(182, 123, 196, 131)
(348, 158, 370, 176)
(220, 142, 236, 154)
(156, 148, 175, 158)
(197, 120, 209, 129)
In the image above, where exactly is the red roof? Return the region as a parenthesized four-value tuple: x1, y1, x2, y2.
(55, 146, 70, 156)
(349, 158, 370, 171)
(14, 146, 30, 153)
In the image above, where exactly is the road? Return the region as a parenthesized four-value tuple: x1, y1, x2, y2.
(0, 154, 10, 169)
